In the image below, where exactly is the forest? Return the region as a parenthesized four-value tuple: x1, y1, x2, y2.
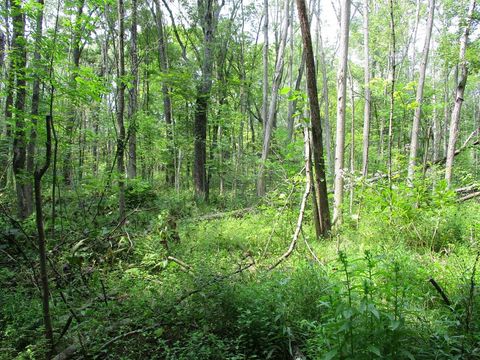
(1, 0, 480, 358)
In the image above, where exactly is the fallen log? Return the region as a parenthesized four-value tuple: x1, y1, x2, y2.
(458, 191, 480, 202)
(192, 207, 255, 222)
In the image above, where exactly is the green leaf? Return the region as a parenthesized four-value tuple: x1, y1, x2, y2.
(368, 345, 381, 357)
(389, 319, 401, 331)
(368, 304, 380, 319)
(322, 349, 338, 360)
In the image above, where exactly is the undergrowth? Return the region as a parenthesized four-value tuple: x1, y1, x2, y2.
(1, 181, 480, 359)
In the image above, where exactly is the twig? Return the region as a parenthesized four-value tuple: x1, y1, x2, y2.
(429, 278, 452, 307)
(167, 256, 193, 272)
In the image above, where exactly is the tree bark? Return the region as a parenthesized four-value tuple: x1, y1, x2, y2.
(63, 0, 85, 186)
(116, 0, 127, 221)
(361, 0, 371, 177)
(11, 0, 29, 219)
(257, 0, 289, 196)
(153, 0, 175, 185)
(127, 0, 139, 179)
(316, 14, 333, 174)
(387, 0, 396, 189)
(26, 0, 45, 216)
(193, 0, 221, 200)
(296, 0, 331, 235)
(34, 115, 54, 356)
(407, 0, 435, 185)
(445, 0, 476, 187)
(333, 0, 351, 226)
(262, 0, 269, 130)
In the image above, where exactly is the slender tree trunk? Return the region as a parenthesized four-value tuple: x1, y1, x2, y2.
(407, 0, 435, 185)
(127, 0, 138, 179)
(409, 0, 421, 79)
(257, 0, 289, 196)
(153, 0, 175, 185)
(445, 0, 476, 187)
(296, 0, 331, 235)
(262, 0, 269, 133)
(317, 18, 333, 174)
(443, 69, 450, 157)
(11, 0, 29, 219)
(361, 0, 371, 177)
(34, 115, 54, 356)
(432, 67, 440, 162)
(387, 0, 396, 188)
(333, 0, 351, 226)
(349, 71, 355, 214)
(286, 53, 305, 142)
(116, 0, 127, 221)
(2, 19, 14, 189)
(26, 0, 45, 216)
(63, 0, 85, 186)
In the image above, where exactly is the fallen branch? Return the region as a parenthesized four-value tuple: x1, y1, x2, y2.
(458, 191, 480, 202)
(429, 278, 452, 307)
(428, 128, 480, 168)
(192, 207, 255, 222)
(167, 255, 193, 272)
(269, 129, 311, 271)
(455, 184, 479, 194)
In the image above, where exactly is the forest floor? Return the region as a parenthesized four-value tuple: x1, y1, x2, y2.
(1, 184, 480, 359)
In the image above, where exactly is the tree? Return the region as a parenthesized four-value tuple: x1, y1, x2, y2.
(11, 0, 30, 219)
(116, 0, 127, 221)
(445, 0, 477, 187)
(295, 0, 331, 235)
(257, 0, 290, 197)
(407, 0, 435, 185)
(63, 0, 85, 186)
(127, 0, 139, 179)
(361, 0, 371, 177)
(153, 0, 175, 185)
(193, 0, 222, 200)
(333, 0, 351, 226)
(34, 115, 54, 356)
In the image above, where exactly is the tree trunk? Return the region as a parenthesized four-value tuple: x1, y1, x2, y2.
(445, 0, 476, 187)
(34, 115, 54, 356)
(63, 0, 85, 186)
(153, 0, 175, 185)
(432, 67, 440, 162)
(194, 0, 221, 200)
(257, 0, 289, 196)
(116, 0, 127, 221)
(407, 0, 435, 185)
(2, 22, 14, 190)
(333, 0, 351, 226)
(25, 0, 45, 217)
(296, 0, 331, 236)
(127, 0, 139, 179)
(262, 0, 269, 132)
(387, 0, 396, 188)
(361, 0, 371, 177)
(11, 0, 29, 219)
(349, 71, 355, 214)
(316, 15, 333, 174)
